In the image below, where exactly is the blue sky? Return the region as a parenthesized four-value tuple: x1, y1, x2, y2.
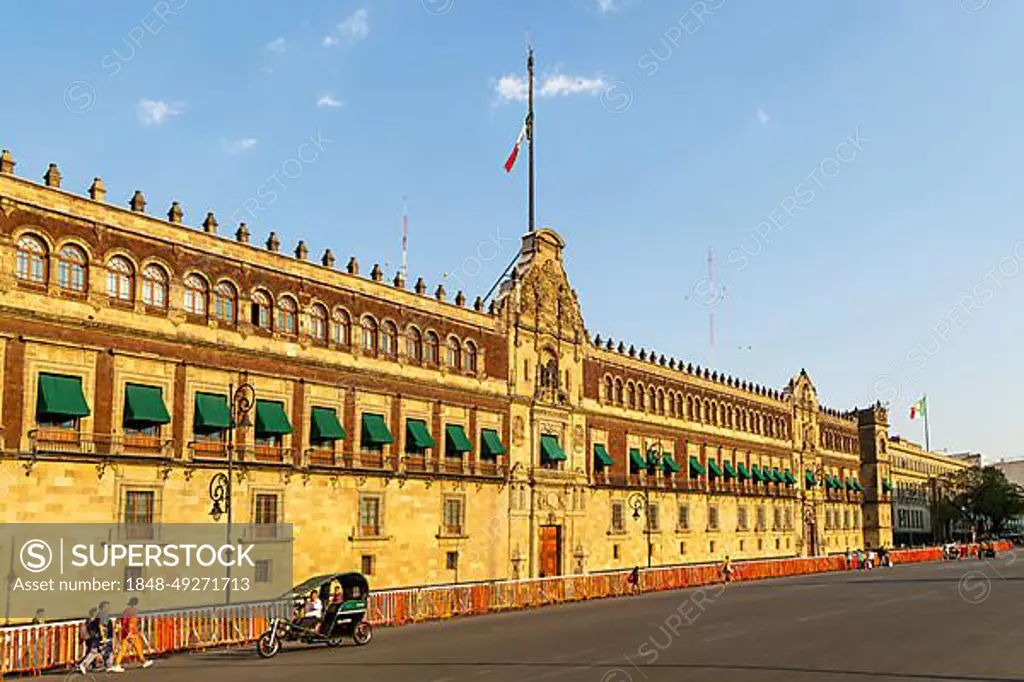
(2, 0, 1022, 459)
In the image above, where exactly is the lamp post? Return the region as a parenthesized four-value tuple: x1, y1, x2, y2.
(627, 443, 661, 569)
(208, 383, 255, 605)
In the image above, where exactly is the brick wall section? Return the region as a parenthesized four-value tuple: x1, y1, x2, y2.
(3, 337, 25, 443)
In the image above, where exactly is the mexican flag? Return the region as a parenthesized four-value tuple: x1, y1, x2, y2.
(504, 115, 529, 173)
(910, 396, 927, 420)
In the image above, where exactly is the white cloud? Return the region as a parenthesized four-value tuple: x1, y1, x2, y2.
(316, 93, 344, 109)
(265, 37, 286, 53)
(539, 74, 606, 97)
(136, 98, 183, 126)
(493, 72, 605, 104)
(324, 8, 369, 47)
(597, 0, 620, 13)
(227, 138, 258, 154)
(756, 107, 769, 126)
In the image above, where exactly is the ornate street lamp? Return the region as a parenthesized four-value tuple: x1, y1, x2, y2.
(627, 442, 661, 569)
(207, 383, 255, 604)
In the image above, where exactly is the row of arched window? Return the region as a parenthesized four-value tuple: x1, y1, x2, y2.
(14, 232, 480, 374)
(820, 429, 857, 454)
(600, 373, 790, 439)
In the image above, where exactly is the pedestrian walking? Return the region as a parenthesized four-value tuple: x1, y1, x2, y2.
(627, 566, 641, 596)
(99, 601, 114, 670)
(867, 549, 876, 570)
(77, 608, 105, 674)
(108, 597, 153, 673)
(722, 555, 734, 583)
(844, 548, 852, 569)
(855, 548, 864, 569)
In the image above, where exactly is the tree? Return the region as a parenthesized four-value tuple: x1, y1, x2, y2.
(935, 466, 1024, 537)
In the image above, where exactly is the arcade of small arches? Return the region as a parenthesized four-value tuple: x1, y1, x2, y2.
(599, 372, 791, 441)
(13, 230, 482, 375)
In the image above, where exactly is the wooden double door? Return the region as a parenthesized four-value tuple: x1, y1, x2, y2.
(539, 525, 562, 578)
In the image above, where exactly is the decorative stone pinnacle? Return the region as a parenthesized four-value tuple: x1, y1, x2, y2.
(594, 334, 602, 346)
(488, 300, 497, 315)
(266, 231, 280, 252)
(202, 212, 218, 234)
(393, 271, 406, 289)
(370, 264, 383, 282)
(295, 240, 308, 260)
(435, 284, 446, 301)
(346, 257, 359, 275)
(168, 202, 184, 223)
(129, 190, 146, 213)
(414, 277, 426, 295)
(321, 249, 335, 268)
(473, 296, 484, 312)
(43, 164, 62, 188)
(0, 149, 15, 174)
(455, 291, 466, 307)
(88, 177, 106, 202)
(236, 223, 250, 243)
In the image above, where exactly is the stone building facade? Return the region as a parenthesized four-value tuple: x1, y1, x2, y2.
(887, 438, 973, 545)
(0, 149, 963, 590)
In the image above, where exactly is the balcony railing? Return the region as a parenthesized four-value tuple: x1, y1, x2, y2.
(30, 430, 174, 458)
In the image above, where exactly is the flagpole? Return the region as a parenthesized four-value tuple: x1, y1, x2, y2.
(527, 38, 535, 234)
(924, 394, 931, 452)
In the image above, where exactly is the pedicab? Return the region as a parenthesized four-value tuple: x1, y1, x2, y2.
(257, 572, 373, 658)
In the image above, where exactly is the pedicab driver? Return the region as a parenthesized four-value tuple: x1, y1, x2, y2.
(295, 590, 323, 629)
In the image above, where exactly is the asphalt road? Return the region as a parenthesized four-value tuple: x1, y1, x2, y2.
(94, 554, 1024, 682)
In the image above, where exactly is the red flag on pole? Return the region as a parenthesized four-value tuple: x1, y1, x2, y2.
(504, 122, 527, 173)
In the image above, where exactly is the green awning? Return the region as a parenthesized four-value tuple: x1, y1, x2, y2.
(255, 400, 293, 436)
(540, 434, 567, 462)
(772, 468, 783, 484)
(708, 459, 723, 478)
(194, 392, 231, 433)
(661, 453, 681, 473)
(123, 383, 170, 426)
(723, 461, 737, 478)
(882, 480, 893, 492)
(689, 456, 706, 477)
(37, 373, 91, 418)
(845, 478, 854, 490)
(629, 448, 645, 472)
(751, 465, 765, 483)
(480, 429, 506, 458)
(805, 470, 816, 486)
(310, 407, 345, 442)
(830, 476, 841, 490)
(851, 478, 863, 492)
(783, 469, 796, 485)
(445, 424, 472, 454)
(738, 463, 751, 480)
(594, 443, 614, 468)
(646, 450, 661, 470)
(361, 413, 394, 445)
(406, 419, 435, 449)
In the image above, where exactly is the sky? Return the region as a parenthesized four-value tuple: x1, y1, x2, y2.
(1, 0, 1022, 459)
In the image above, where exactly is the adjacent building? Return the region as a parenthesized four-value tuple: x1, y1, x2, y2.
(0, 149, 972, 589)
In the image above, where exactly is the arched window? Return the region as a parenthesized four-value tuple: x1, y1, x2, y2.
(424, 331, 439, 364)
(406, 327, 423, 360)
(614, 379, 623, 405)
(277, 297, 298, 335)
(213, 282, 237, 324)
(464, 340, 478, 373)
(141, 265, 168, 308)
(637, 384, 645, 410)
(16, 234, 48, 284)
(361, 317, 378, 351)
(381, 321, 397, 355)
(332, 308, 350, 345)
(57, 244, 87, 293)
(183, 275, 208, 315)
(310, 304, 328, 342)
(686, 396, 694, 419)
(626, 383, 636, 409)
(603, 376, 613, 403)
(251, 291, 272, 329)
(106, 256, 134, 301)
(446, 337, 461, 369)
